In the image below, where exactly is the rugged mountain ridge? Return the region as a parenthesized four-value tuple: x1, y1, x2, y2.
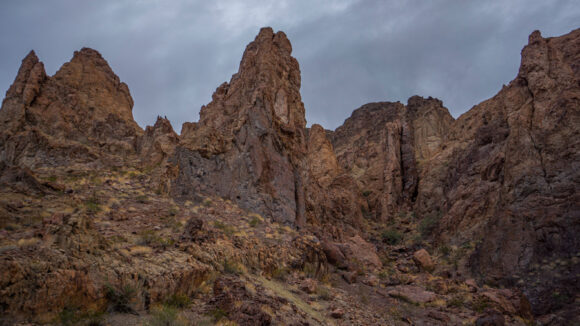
(0, 27, 578, 325)
(0, 48, 142, 169)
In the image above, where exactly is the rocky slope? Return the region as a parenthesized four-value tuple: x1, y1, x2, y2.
(0, 27, 578, 325)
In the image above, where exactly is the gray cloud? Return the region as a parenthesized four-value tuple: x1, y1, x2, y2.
(1, 0, 578, 132)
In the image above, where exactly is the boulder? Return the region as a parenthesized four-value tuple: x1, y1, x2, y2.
(412, 249, 435, 272)
(387, 285, 437, 304)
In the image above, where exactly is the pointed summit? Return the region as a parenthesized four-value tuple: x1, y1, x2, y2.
(0, 50, 47, 129)
(0, 48, 142, 168)
(187, 26, 305, 148)
(175, 28, 307, 224)
(2, 50, 46, 106)
(52, 47, 135, 122)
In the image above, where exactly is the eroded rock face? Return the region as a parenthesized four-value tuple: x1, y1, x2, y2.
(139, 116, 179, 166)
(304, 124, 363, 236)
(0, 48, 143, 168)
(416, 29, 580, 314)
(172, 27, 307, 225)
(331, 98, 453, 221)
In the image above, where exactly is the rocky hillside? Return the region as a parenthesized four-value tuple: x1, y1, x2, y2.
(0, 27, 578, 325)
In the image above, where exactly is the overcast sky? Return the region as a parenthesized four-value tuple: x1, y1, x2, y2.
(1, 1, 578, 132)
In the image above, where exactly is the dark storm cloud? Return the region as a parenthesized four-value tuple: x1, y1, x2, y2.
(1, 1, 579, 132)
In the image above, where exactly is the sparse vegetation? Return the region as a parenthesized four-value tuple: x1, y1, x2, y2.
(418, 212, 440, 238)
(223, 258, 244, 275)
(213, 221, 235, 236)
(378, 270, 388, 280)
(472, 296, 489, 313)
(446, 294, 465, 308)
(381, 229, 402, 245)
(146, 305, 185, 326)
(316, 286, 331, 300)
(58, 306, 79, 326)
(4, 223, 19, 231)
(57, 306, 104, 326)
(164, 293, 191, 309)
(272, 266, 290, 281)
(249, 216, 260, 227)
(438, 245, 451, 257)
(105, 283, 136, 313)
(136, 194, 149, 203)
(85, 195, 101, 214)
(168, 207, 179, 216)
(207, 307, 228, 322)
(137, 230, 175, 249)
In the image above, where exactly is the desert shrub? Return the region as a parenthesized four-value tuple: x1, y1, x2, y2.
(362, 190, 372, 197)
(419, 213, 440, 237)
(213, 221, 234, 236)
(85, 196, 101, 214)
(164, 293, 191, 309)
(316, 286, 331, 300)
(438, 245, 451, 257)
(223, 258, 243, 275)
(272, 266, 290, 281)
(249, 216, 260, 227)
(137, 230, 174, 249)
(378, 270, 388, 280)
(136, 195, 149, 203)
(105, 284, 136, 313)
(472, 296, 489, 313)
(58, 306, 79, 326)
(207, 307, 228, 322)
(446, 294, 465, 308)
(147, 305, 186, 326)
(58, 307, 104, 326)
(138, 230, 159, 245)
(381, 229, 402, 245)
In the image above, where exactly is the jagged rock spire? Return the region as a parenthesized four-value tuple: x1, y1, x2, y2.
(174, 27, 307, 225)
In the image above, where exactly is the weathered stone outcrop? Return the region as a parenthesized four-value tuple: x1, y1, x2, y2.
(139, 116, 179, 166)
(331, 98, 453, 221)
(416, 29, 580, 314)
(0, 48, 143, 168)
(172, 27, 307, 225)
(304, 124, 363, 237)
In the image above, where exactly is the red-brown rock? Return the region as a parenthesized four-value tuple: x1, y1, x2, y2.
(172, 27, 307, 225)
(0, 48, 143, 168)
(413, 249, 435, 272)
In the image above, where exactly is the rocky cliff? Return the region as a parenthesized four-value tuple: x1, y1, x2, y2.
(331, 97, 453, 221)
(415, 29, 580, 315)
